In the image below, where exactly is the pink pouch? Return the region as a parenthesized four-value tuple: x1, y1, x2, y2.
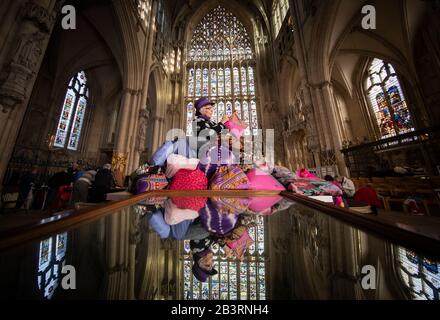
(225, 228, 254, 260)
(246, 168, 285, 191)
(224, 112, 247, 138)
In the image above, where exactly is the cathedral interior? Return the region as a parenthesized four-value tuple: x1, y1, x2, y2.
(0, 0, 440, 301)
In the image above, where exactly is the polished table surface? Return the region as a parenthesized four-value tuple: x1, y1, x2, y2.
(0, 190, 438, 300)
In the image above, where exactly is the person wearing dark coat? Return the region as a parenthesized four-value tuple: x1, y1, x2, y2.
(15, 168, 38, 209)
(71, 170, 96, 204)
(90, 164, 116, 203)
(192, 97, 229, 152)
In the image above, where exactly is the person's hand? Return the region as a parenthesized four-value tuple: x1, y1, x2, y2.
(220, 115, 229, 124)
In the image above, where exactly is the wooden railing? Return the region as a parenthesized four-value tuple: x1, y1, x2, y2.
(341, 126, 440, 177)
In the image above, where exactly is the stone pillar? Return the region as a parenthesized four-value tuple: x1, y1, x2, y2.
(113, 88, 136, 185)
(288, 0, 321, 170)
(129, 0, 158, 172)
(0, 0, 60, 185)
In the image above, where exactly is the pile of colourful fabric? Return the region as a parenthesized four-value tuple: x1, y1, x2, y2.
(129, 137, 286, 196)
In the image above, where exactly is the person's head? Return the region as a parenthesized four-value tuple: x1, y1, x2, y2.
(195, 97, 215, 119)
(324, 175, 334, 182)
(336, 175, 344, 183)
(192, 249, 217, 282)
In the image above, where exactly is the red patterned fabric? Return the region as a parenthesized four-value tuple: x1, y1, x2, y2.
(169, 169, 208, 190)
(171, 196, 207, 211)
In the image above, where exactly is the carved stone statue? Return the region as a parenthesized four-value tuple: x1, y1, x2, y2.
(136, 108, 150, 152)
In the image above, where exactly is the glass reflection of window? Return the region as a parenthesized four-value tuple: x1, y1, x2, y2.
(185, 5, 259, 136)
(54, 71, 89, 151)
(366, 58, 414, 139)
(37, 233, 68, 300)
(182, 216, 266, 300)
(396, 247, 440, 300)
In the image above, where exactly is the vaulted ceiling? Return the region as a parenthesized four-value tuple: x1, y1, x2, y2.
(164, 0, 275, 32)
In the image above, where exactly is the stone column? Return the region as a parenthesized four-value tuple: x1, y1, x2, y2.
(129, 0, 158, 172)
(113, 88, 136, 185)
(0, 0, 60, 185)
(288, 0, 321, 169)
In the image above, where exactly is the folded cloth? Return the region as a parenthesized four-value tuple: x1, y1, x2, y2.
(209, 165, 249, 190)
(165, 154, 199, 178)
(210, 197, 250, 215)
(288, 179, 343, 196)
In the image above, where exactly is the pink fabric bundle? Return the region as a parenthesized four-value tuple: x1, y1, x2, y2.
(246, 168, 285, 191)
(248, 196, 283, 213)
(225, 227, 254, 261)
(224, 112, 248, 138)
(296, 168, 322, 180)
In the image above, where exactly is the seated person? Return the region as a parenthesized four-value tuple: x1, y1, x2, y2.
(353, 184, 381, 215)
(337, 175, 356, 198)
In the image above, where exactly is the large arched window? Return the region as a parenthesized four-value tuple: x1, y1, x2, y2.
(182, 215, 266, 300)
(185, 6, 259, 137)
(37, 232, 68, 299)
(395, 247, 439, 300)
(365, 59, 414, 139)
(54, 71, 89, 150)
(272, 0, 290, 38)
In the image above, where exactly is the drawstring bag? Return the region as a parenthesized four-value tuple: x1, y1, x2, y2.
(136, 169, 168, 193)
(169, 169, 208, 190)
(209, 165, 249, 190)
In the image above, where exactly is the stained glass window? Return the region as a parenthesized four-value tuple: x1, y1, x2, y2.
(37, 233, 68, 300)
(273, 0, 290, 38)
(137, 0, 152, 29)
(182, 216, 266, 300)
(185, 5, 259, 136)
(54, 71, 89, 151)
(396, 247, 440, 300)
(366, 59, 414, 139)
